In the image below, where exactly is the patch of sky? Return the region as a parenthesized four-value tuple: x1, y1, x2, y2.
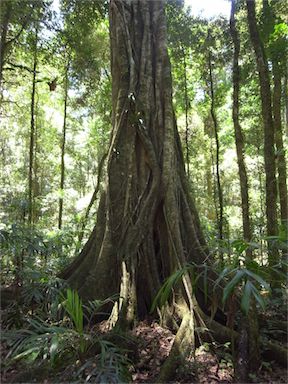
(185, 0, 231, 19)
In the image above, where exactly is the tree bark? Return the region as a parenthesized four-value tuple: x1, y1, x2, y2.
(246, 0, 279, 269)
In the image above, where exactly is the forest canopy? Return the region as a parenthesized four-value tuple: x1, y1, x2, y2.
(0, 0, 287, 383)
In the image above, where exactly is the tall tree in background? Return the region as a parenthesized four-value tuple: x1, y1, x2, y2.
(0, 0, 31, 88)
(28, 25, 38, 225)
(183, 49, 190, 178)
(246, 0, 278, 271)
(273, 60, 288, 229)
(58, 59, 69, 229)
(230, 2, 259, 378)
(261, 0, 288, 229)
(207, 35, 224, 256)
(230, 0, 251, 252)
(0, 0, 12, 89)
(0, 1, 46, 91)
(166, 2, 193, 179)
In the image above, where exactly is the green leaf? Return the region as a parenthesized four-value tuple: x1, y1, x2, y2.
(245, 259, 260, 272)
(13, 347, 40, 362)
(62, 289, 84, 335)
(250, 284, 266, 310)
(232, 239, 249, 254)
(241, 280, 252, 315)
(223, 269, 244, 304)
(50, 335, 58, 365)
(243, 269, 270, 291)
(214, 266, 235, 291)
(150, 266, 189, 312)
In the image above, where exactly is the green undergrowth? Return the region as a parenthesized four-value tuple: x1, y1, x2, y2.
(1, 229, 287, 383)
(1, 286, 132, 383)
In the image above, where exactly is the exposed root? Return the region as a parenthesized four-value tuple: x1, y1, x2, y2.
(263, 340, 288, 368)
(156, 306, 194, 383)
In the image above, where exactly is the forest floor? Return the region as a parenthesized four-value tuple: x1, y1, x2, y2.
(1, 318, 287, 384)
(130, 321, 286, 384)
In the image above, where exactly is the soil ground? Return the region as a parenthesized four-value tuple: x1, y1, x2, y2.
(1, 319, 287, 383)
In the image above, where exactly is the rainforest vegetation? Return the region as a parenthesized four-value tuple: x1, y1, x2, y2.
(0, 0, 287, 383)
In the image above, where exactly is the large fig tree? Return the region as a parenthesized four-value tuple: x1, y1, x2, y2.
(61, 0, 220, 379)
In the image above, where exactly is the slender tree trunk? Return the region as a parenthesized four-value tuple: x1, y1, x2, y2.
(28, 26, 38, 225)
(203, 116, 214, 220)
(0, 2, 33, 92)
(205, 155, 213, 217)
(230, 2, 260, 374)
(208, 50, 224, 254)
(235, 316, 249, 382)
(256, 148, 265, 265)
(183, 49, 190, 178)
(230, 0, 252, 249)
(284, 72, 288, 136)
(76, 151, 108, 250)
(272, 61, 287, 229)
(0, 2, 11, 90)
(246, 0, 279, 269)
(32, 87, 41, 224)
(203, 115, 216, 221)
(58, 61, 69, 230)
(210, 125, 219, 228)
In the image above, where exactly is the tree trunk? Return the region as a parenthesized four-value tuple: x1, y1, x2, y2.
(0, 2, 33, 93)
(76, 151, 108, 251)
(62, 0, 209, 304)
(230, 0, 260, 374)
(61, 1, 220, 378)
(0, 1, 11, 91)
(284, 71, 288, 136)
(33, 93, 40, 223)
(58, 61, 69, 230)
(207, 49, 224, 257)
(230, 0, 252, 249)
(272, 61, 287, 229)
(183, 49, 190, 179)
(203, 114, 217, 222)
(28, 26, 38, 226)
(246, 0, 279, 270)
